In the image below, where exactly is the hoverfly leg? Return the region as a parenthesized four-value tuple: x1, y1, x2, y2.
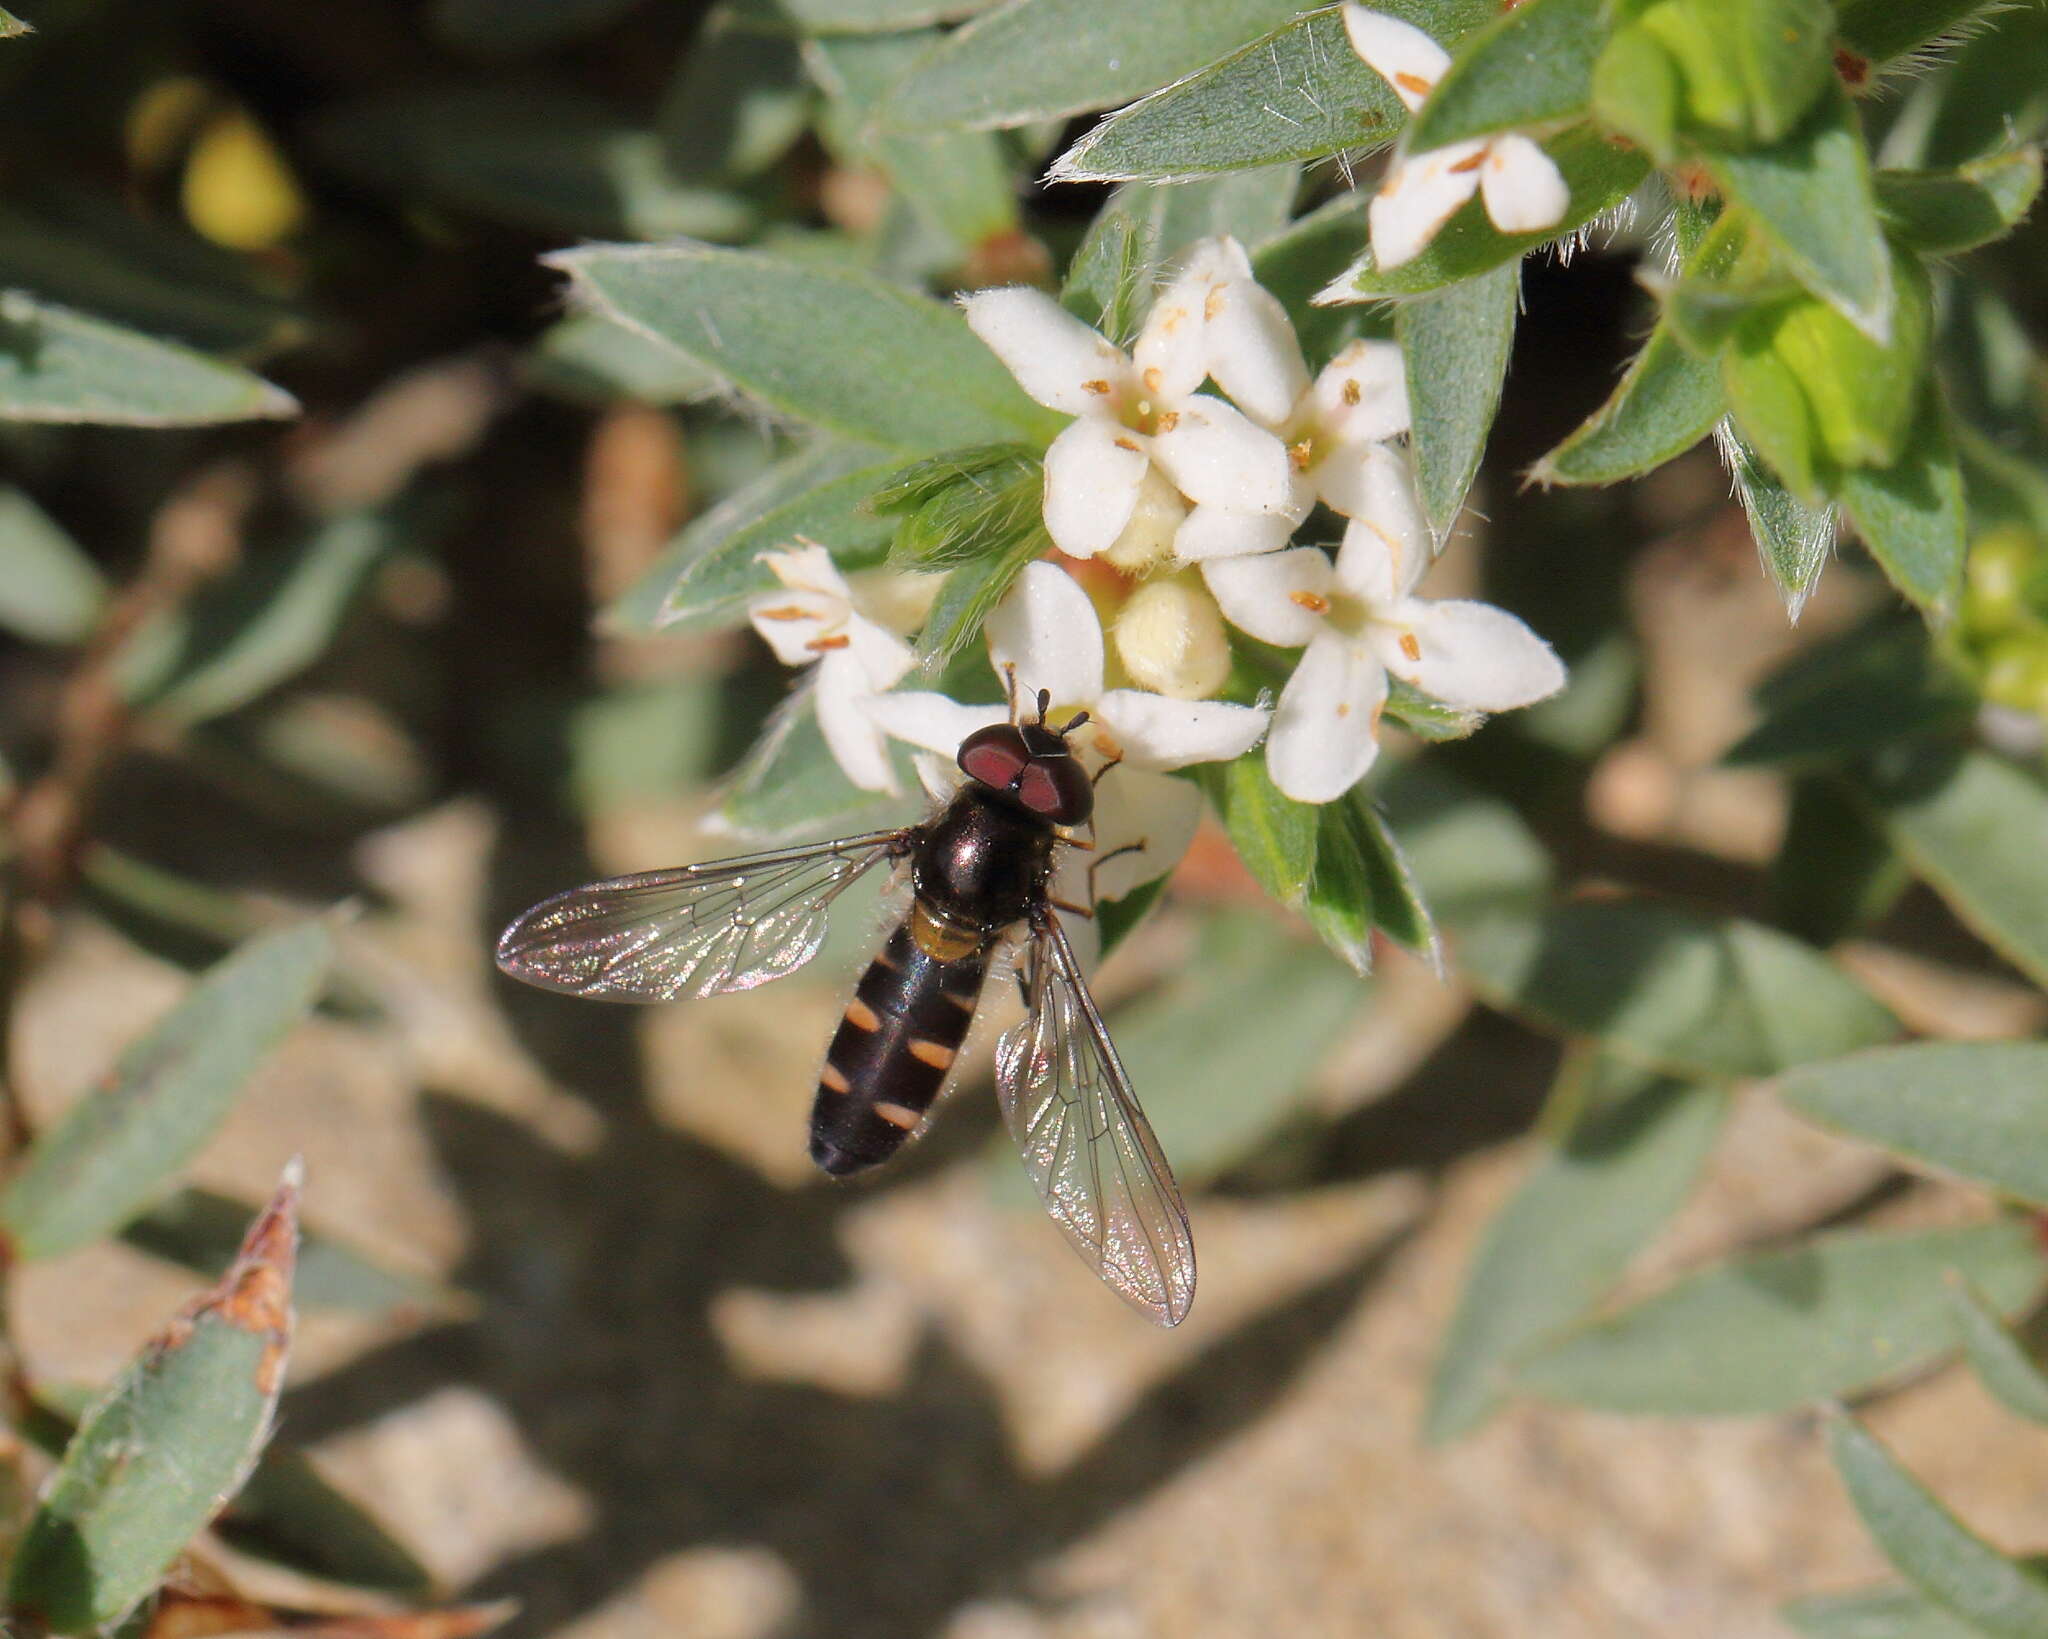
(1086, 840, 1147, 904)
(1089, 750, 1123, 789)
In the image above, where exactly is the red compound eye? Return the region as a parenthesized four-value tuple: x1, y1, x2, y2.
(959, 725, 1029, 791)
(1017, 761, 1062, 813)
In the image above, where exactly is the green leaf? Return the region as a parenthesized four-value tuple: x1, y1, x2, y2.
(1829, 1411, 2048, 1639)
(604, 442, 898, 635)
(1947, 1275, 2048, 1428)
(874, 443, 1042, 567)
(1352, 796, 1440, 966)
(1316, 127, 1649, 299)
(220, 1447, 433, 1597)
(1518, 1219, 2042, 1414)
(1876, 149, 2044, 255)
(0, 483, 104, 644)
(1724, 619, 1970, 768)
(526, 310, 723, 405)
(119, 510, 396, 728)
(1373, 759, 1551, 927)
(1703, 78, 1892, 338)
(1783, 1585, 1996, 1639)
(1773, 774, 1907, 947)
(913, 519, 1049, 667)
(740, 0, 999, 29)
(1903, 3, 2048, 169)
(550, 241, 1057, 454)
(1778, 1041, 2048, 1206)
(1397, 260, 1519, 539)
(1380, 672, 1487, 741)
(1406, 0, 1604, 150)
(716, 695, 918, 843)
(0, 194, 304, 356)
(1427, 1059, 1724, 1442)
(660, 9, 812, 180)
(1305, 797, 1376, 976)
(1063, 168, 1304, 345)
(1249, 192, 1395, 360)
(1049, 5, 1435, 182)
(808, 30, 1016, 247)
(1836, 384, 1968, 617)
(1858, 748, 2048, 991)
(0, 9, 29, 36)
(312, 90, 757, 242)
(123, 1185, 465, 1320)
(1834, 0, 2008, 70)
(0, 919, 334, 1259)
(1724, 422, 1838, 618)
(879, 0, 1307, 131)
(0, 291, 295, 426)
(1528, 325, 1724, 486)
(7, 1170, 298, 1632)
(1455, 898, 1898, 1079)
(1198, 754, 1320, 907)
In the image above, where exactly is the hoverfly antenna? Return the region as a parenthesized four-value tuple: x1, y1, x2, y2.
(1059, 710, 1090, 737)
(1035, 688, 1051, 725)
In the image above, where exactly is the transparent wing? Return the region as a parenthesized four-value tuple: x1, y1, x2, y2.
(495, 831, 902, 1002)
(995, 913, 1196, 1326)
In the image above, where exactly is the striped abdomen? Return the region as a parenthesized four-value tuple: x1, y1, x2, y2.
(810, 917, 987, 1176)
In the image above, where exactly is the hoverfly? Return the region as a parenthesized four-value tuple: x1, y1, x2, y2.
(494, 690, 1196, 1325)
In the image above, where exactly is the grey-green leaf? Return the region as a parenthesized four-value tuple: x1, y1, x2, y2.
(660, 10, 812, 181)
(1836, 385, 1967, 618)
(1454, 898, 1898, 1079)
(0, 484, 104, 644)
(1529, 325, 1724, 487)
(1397, 260, 1518, 539)
(550, 241, 1057, 453)
(1835, 0, 2009, 71)
(880, 0, 1307, 132)
(1049, 6, 1427, 182)
(1776, 1042, 2048, 1207)
(1783, 1585, 1998, 1639)
(1829, 1411, 2048, 1639)
(1199, 754, 1321, 907)
(1946, 1275, 2048, 1428)
(1405, 0, 1603, 151)
(7, 1169, 298, 1632)
(1704, 79, 1892, 338)
(0, 919, 334, 1259)
(1518, 1219, 2042, 1415)
(1724, 420, 1838, 618)
(1427, 1060, 1724, 1442)
(1856, 749, 2048, 992)
(1876, 149, 2044, 255)
(0, 291, 295, 426)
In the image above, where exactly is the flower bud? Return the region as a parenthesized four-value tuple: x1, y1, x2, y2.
(1113, 572, 1233, 700)
(1099, 466, 1188, 574)
(1720, 243, 1932, 500)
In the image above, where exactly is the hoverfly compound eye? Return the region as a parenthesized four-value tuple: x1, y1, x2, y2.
(1019, 752, 1094, 824)
(958, 724, 1030, 792)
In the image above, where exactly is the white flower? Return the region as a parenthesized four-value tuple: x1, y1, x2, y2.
(748, 544, 914, 795)
(1343, 6, 1571, 271)
(961, 246, 1304, 566)
(1204, 446, 1565, 803)
(866, 561, 1269, 895)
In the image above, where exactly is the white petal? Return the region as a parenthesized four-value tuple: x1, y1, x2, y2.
(1149, 396, 1298, 515)
(816, 662, 900, 794)
(840, 613, 916, 692)
(913, 750, 962, 804)
(1130, 237, 1250, 402)
(1171, 502, 1298, 564)
(1266, 632, 1388, 804)
(762, 541, 850, 598)
(1203, 546, 1334, 648)
(1043, 417, 1149, 559)
(985, 560, 1105, 708)
(863, 690, 1005, 757)
(1371, 598, 1566, 711)
(1334, 445, 1431, 605)
(1308, 338, 1410, 447)
(1088, 767, 1204, 899)
(1369, 142, 1485, 270)
(1479, 134, 1570, 234)
(1341, 6, 1450, 112)
(961, 287, 1130, 416)
(1203, 276, 1310, 429)
(748, 592, 835, 667)
(1097, 688, 1269, 770)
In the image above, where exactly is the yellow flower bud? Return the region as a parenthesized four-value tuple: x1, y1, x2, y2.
(1112, 572, 1232, 700)
(1099, 467, 1187, 574)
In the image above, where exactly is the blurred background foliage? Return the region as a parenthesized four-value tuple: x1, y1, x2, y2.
(0, 0, 2046, 1635)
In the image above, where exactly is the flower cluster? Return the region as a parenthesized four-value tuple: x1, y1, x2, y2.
(747, 230, 1565, 897)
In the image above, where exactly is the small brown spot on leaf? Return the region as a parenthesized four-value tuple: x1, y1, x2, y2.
(1834, 45, 1870, 86)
